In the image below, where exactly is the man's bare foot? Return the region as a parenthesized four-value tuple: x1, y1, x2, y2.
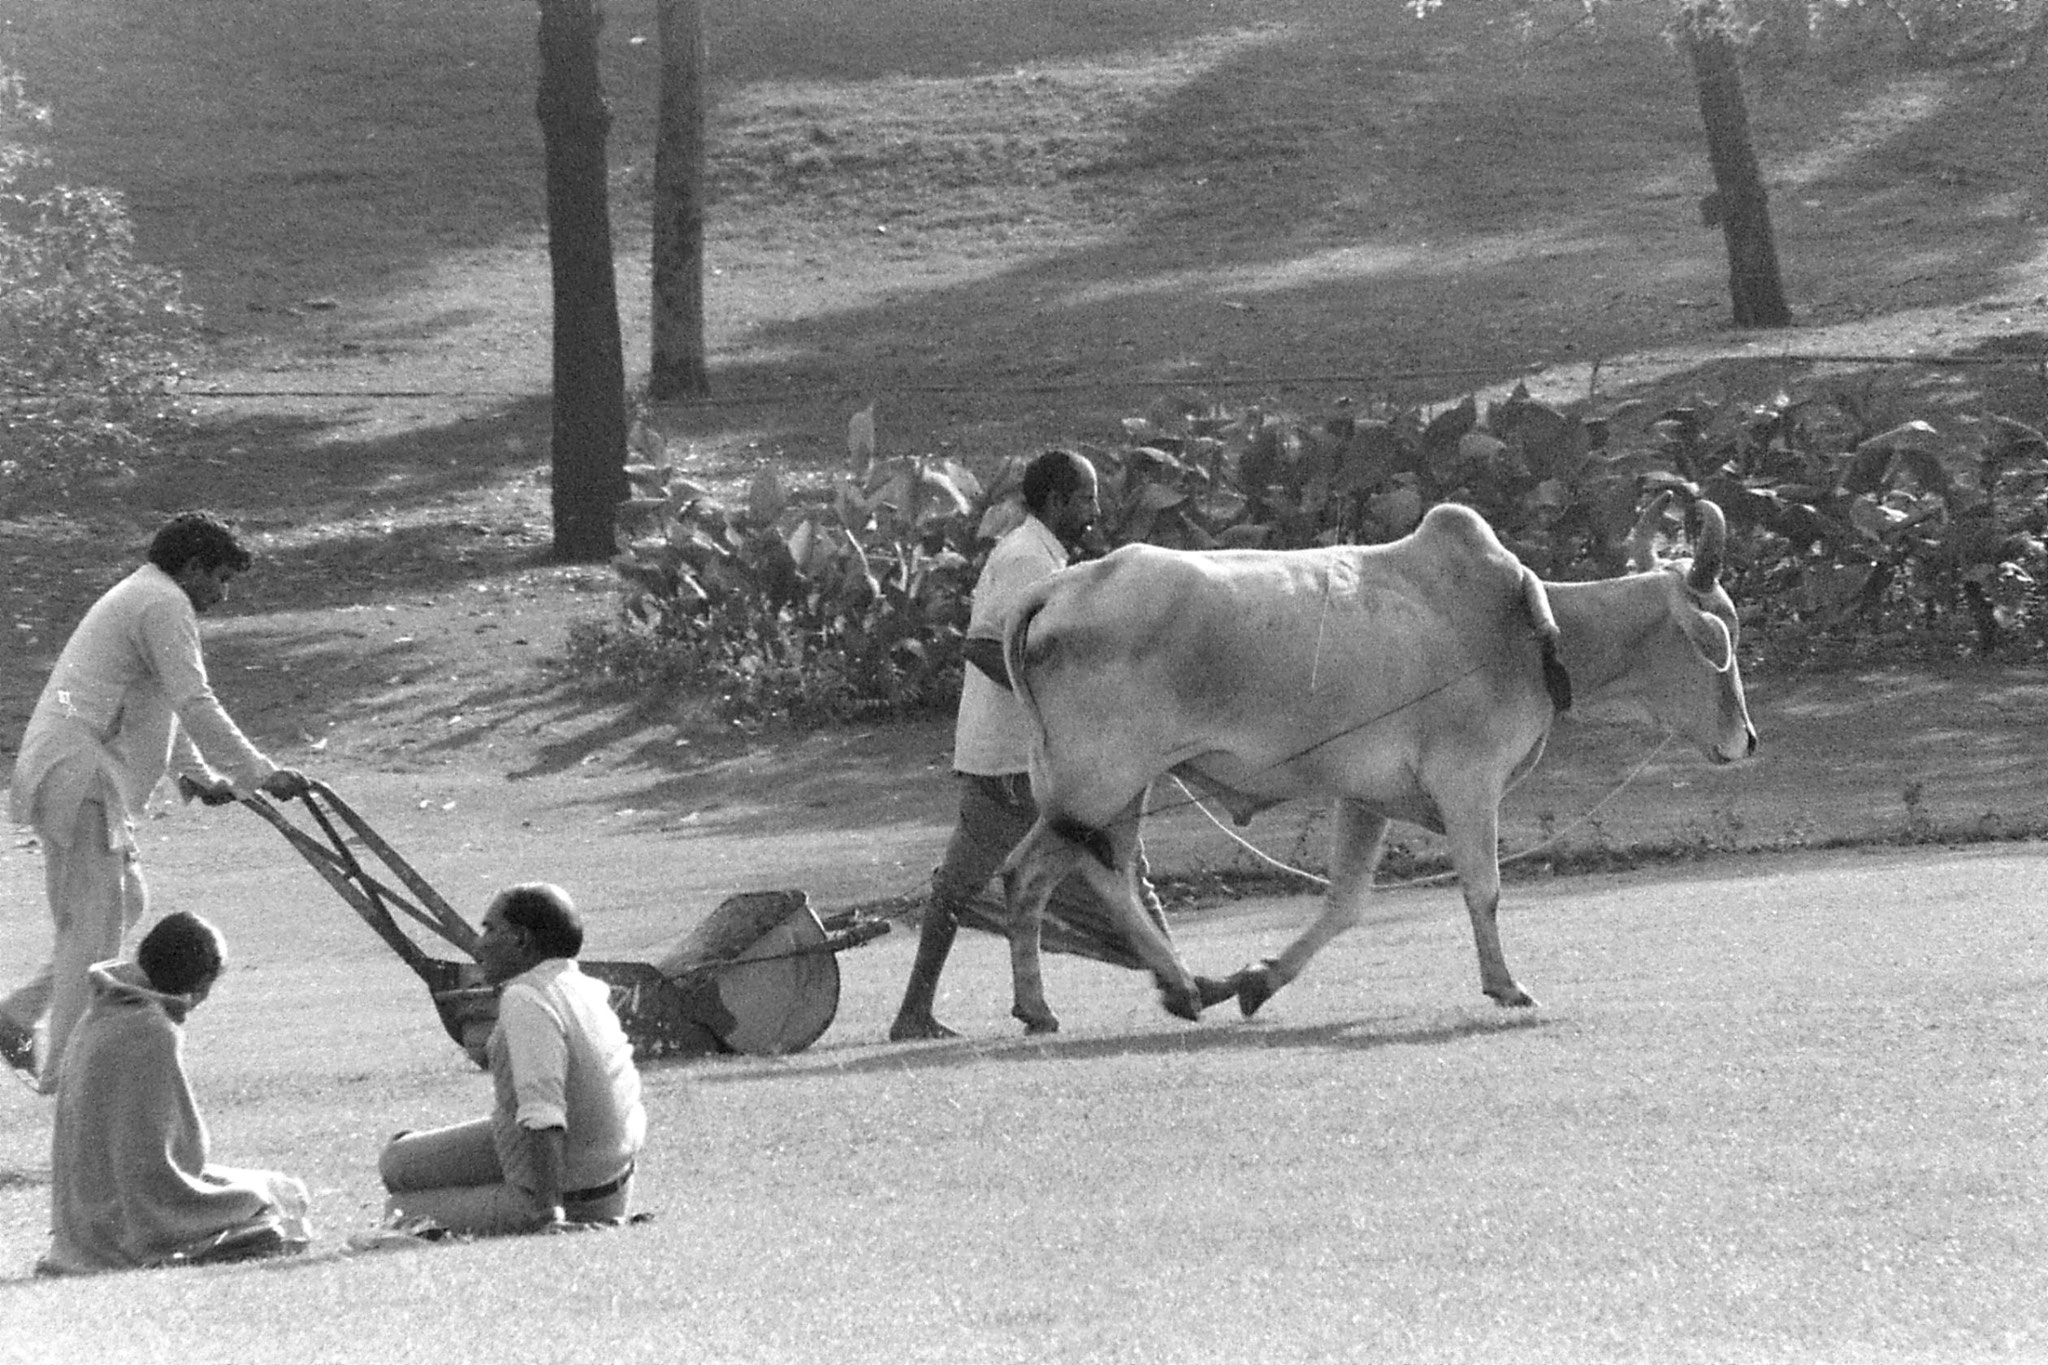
(888, 1016, 959, 1042)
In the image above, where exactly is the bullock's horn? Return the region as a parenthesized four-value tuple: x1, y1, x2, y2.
(1687, 499, 1727, 592)
(1627, 490, 1676, 573)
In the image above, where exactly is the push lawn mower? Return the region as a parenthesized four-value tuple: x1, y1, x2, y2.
(233, 779, 890, 1064)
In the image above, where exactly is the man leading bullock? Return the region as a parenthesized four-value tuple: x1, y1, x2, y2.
(888, 449, 1195, 1041)
(994, 491, 1756, 1035)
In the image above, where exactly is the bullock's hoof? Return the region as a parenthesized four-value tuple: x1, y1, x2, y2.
(1486, 984, 1539, 1008)
(1013, 1007, 1060, 1036)
(1194, 975, 1239, 1009)
(1233, 960, 1283, 1018)
(1158, 983, 1203, 1022)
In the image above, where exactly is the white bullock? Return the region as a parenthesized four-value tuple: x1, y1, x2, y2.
(996, 495, 1756, 1033)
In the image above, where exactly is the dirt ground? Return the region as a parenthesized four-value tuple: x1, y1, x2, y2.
(4, 0, 2048, 931)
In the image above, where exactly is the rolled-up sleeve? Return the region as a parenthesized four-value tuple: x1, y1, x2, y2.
(497, 984, 570, 1130)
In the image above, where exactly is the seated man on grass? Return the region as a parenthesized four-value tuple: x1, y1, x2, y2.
(380, 883, 646, 1236)
(43, 911, 313, 1274)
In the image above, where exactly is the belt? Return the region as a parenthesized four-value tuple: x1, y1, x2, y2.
(564, 1163, 634, 1204)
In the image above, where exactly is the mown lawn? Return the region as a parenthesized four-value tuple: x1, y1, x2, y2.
(2, 822, 2045, 1363)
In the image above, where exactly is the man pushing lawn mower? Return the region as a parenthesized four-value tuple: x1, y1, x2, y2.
(2, 512, 310, 1095)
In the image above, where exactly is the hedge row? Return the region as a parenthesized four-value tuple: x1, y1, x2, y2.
(580, 384, 2048, 725)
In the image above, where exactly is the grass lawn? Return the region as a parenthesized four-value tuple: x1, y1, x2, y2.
(2, 0, 2048, 1359)
(2, 837, 2045, 1363)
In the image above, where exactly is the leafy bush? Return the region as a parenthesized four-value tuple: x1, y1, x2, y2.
(583, 409, 992, 725)
(586, 381, 2048, 726)
(0, 63, 199, 505)
(1655, 389, 2048, 661)
(1091, 390, 1655, 577)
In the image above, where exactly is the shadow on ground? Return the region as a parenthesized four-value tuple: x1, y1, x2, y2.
(688, 1007, 1557, 1083)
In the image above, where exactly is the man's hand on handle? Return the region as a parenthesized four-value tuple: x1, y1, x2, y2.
(177, 775, 238, 807)
(260, 768, 312, 801)
(179, 769, 311, 805)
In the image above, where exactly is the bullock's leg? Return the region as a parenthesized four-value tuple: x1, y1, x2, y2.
(1072, 811, 1203, 1021)
(1000, 819, 1082, 1035)
(1001, 807, 1208, 1031)
(1060, 838, 1232, 1008)
(1444, 803, 1535, 1007)
(1137, 859, 1240, 1012)
(1233, 799, 1387, 1018)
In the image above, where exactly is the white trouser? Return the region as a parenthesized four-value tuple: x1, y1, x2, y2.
(0, 797, 147, 1094)
(379, 1118, 631, 1236)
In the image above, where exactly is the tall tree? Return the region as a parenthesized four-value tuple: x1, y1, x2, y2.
(649, 0, 709, 400)
(1408, 0, 1795, 328)
(1681, 0, 1793, 327)
(536, 0, 630, 561)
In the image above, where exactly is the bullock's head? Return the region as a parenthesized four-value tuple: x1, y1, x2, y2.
(1625, 493, 1758, 764)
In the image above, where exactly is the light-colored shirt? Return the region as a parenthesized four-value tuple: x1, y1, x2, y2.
(9, 563, 276, 845)
(952, 514, 1069, 776)
(489, 958, 646, 1194)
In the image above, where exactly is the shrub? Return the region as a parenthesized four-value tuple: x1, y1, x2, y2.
(588, 381, 2048, 726)
(0, 63, 199, 505)
(587, 409, 990, 725)
(1672, 390, 2048, 662)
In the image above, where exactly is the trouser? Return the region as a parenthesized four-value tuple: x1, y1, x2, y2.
(379, 1118, 632, 1236)
(0, 798, 147, 1094)
(934, 772, 1165, 925)
(895, 773, 1166, 1019)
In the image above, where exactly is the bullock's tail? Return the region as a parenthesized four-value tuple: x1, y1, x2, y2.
(1002, 582, 1056, 743)
(1519, 565, 1572, 712)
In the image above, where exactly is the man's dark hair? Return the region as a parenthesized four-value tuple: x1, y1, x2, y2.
(498, 883, 584, 960)
(1020, 449, 1091, 519)
(137, 911, 227, 997)
(148, 512, 253, 577)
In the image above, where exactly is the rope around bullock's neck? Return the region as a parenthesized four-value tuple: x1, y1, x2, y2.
(1165, 733, 1677, 893)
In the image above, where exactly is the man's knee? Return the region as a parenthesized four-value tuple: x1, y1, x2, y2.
(377, 1139, 409, 1191)
(958, 773, 1038, 840)
(378, 1129, 444, 1192)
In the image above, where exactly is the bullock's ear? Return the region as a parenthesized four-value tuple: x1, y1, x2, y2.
(1680, 608, 1733, 673)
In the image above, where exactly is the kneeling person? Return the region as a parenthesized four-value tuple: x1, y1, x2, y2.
(380, 883, 646, 1235)
(44, 911, 312, 1274)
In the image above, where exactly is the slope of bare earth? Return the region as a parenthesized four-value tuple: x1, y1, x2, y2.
(3, 0, 2046, 922)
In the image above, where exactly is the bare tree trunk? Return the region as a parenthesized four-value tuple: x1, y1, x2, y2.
(649, 0, 709, 400)
(1682, 1, 1793, 328)
(537, 0, 629, 562)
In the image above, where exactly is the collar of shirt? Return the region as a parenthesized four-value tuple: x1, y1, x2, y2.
(508, 957, 577, 992)
(1011, 513, 1069, 567)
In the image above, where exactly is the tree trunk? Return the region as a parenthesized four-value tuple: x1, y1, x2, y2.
(536, 0, 629, 562)
(648, 0, 709, 401)
(1682, 2, 1793, 328)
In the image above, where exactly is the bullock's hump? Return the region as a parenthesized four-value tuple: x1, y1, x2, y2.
(1413, 502, 1509, 555)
